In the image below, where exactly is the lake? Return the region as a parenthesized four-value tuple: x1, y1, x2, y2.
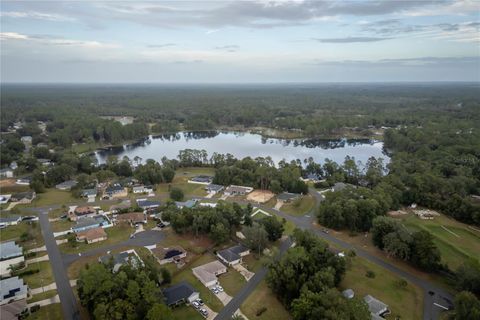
(95, 131, 389, 166)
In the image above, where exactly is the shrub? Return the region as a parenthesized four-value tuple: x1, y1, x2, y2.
(170, 187, 184, 201)
(366, 270, 376, 278)
(256, 307, 267, 316)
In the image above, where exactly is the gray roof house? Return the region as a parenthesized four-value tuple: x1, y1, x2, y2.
(217, 244, 250, 266)
(137, 199, 161, 209)
(188, 175, 213, 185)
(205, 184, 224, 193)
(0, 277, 28, 305)
(0, 168, 14, 178)
(99, 250, 143, 273)
(175, 199, 197, 209)
(0, 242, 23, 261)
(0, 216, 22, 228)
(364, 295, 389, 318)
(162, 281, 199, 306)
(56, 180, 78, 191)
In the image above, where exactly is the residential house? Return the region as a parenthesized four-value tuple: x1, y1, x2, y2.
(55, 180, 78, 191)
(137, 199, 161, 210)
(76, 227, 107, 244)
(277, 192, 301, 203)
(0, 168, 14, 179)
(205, 184, 224, 194)
(188, 175, 213, 185)
(0, 241, 24, 277)
(162, 281, 199, 307)
(224, 185, 253, 196)
(15, 177, 32, 186)
(20, 136, 32, 145)
(0, 277, 28, 305)
(0, 195, 11, 204)
(0, 216, 22, 228)
(10, 191, 35, 204)
(0, 298, 27, 320)
(216, 244, 250, 266)
(68, 206, 98, 221)
(81, 189, 97, 202)
(175, 199, 198, 209)
(103, 184, 128, 199)
(99, 249, 143, 273)
(9, 162, 18, 170)
(300, 173, 322, 183)
(192, 261, 227, 288)
(364, 295, 389, 319)
(132, 185, 154, 194)
(152, 246, 187, 265)
(72, 215, 110, 233)
(342, 289, 354, 299)
(115, 212, 147, 225)
(37, 159, 53, 167)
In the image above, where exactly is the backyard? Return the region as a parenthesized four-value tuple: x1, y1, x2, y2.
(280, 195, 315, 216)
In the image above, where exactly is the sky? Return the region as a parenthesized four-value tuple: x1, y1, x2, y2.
(1, 0, 479, 83)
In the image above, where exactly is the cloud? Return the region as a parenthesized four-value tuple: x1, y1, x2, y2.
(0, 31, 118, 48)
(205, 29, 220, 34)
(146, 43, 176, 48)
(172, 60, 203, 64)
(214, 45, 239, 52)
(0, 11, 74, 22)
(0, 32, 29, 40)
(313, 37, 391, 43)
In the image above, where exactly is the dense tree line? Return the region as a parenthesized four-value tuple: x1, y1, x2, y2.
(78, 261, 172, 320)
(371, 217, 442, 271)
(266, 229, 370, 320)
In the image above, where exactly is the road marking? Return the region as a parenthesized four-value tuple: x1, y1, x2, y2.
(433, 302, 449, 310)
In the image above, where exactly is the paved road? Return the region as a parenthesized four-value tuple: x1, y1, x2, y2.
(38, 211, 80, 320)
(62, 229, 165, 266)
(209, 189, 453, 320)
(214, 237, 293, 320)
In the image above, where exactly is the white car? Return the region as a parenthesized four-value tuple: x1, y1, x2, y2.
(192, 301, 200, 309)
(216, 285, 224, 292)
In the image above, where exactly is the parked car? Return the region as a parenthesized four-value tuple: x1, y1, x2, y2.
(192, 301, 200, 309)
(200, 309, 208, 317)
(157, 222, 165, 228)
(196, 299, 204, 306)
(216, 285, 224, 292)
(213, 288, 219, 294)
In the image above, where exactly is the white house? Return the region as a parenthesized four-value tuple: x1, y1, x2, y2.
(192, 260, 227, 288)
(0, 277, 28, 306)
(224, 185, 253, 196)
(0, 242, 24, 277)
(0, 168, 14, 178)
(132, 185, 154, 194)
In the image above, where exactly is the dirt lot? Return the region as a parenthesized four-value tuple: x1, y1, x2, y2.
(247, 190, 274, 203)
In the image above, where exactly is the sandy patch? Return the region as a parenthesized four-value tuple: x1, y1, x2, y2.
(247, 190, 274, 203)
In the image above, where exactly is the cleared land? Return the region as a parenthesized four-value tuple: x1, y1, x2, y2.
(31, 189, 76, 207)
(340, 256, 424, 320)
(241, 280, 290, 320)
(395, 213, 480, 270)
(218, 268, 246, 296)
(25, 304, 63, 320)
(247, 190, 275, 204)
(280, 195, 315, 216)
(0, 221, 44, 249)
(22, 261, 54, 289)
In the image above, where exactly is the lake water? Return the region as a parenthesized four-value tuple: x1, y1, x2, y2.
(95, 131, 389, 166)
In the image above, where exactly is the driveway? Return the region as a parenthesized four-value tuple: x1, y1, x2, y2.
(233, 264, 254, 281)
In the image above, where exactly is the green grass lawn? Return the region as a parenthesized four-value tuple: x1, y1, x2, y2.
(28, 289, 58, 303)
(242, 254, 265, 273)
(50, 219, 75, 232)
(281, 195, 315, 216)
(155, 168, 213, 198)
(171, 305, 203, 320)
(0, 184, 30, 194)
(397, 213, 480, 270)
(241, 280, 290, 320)
(340, 256, 423, 320)
(218, 269, 246, 296)
(0, 222, 44, 249)
(22, 261, 54, 289)
(171, 253, 224, 312)
(26, 303, 63, 320)
(31, 189, 76, 207)
(58, 225, 132, 254)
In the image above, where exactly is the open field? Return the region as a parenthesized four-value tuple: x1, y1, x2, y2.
(0, 221, 44, 249)
(242, 254, 265, 273)
(247, 190, 275, 204)
(59, 225, 132, 254)
(161, 228, 213, 255)
(32, 189, 76, 207)
(395, 213, 480, 270)
(50, 219, 75, 232)
(26, 303, 63, 320)
(22, 261, 54, 289)
(241, 280, 290, 320)
(171, 253, 224, 312)
(340, 256, 424, 320)
(280, 195, 315, 216)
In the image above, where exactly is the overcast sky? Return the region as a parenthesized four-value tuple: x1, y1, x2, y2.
(1, 0, 479, 83)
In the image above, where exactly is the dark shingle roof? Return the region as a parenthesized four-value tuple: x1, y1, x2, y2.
(217, 248, 240, 262)
(162, 281, 196, 306)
